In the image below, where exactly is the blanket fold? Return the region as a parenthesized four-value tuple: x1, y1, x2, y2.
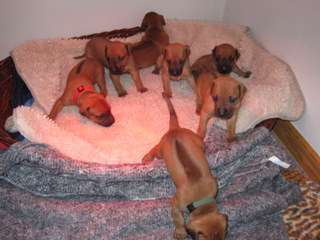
(0, 126, 302, 239)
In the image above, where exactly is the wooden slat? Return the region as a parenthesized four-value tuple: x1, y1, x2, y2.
(0, 56, 18, 147)
(272, 119, 320, 183)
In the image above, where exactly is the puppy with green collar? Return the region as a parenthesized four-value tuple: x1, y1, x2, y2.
(142, 93, 228, 240)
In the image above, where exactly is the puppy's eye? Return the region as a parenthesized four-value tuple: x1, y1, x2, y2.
(212, 95, 218, 102)
(229, 56, 235, 61)
(215, 56, 221, 62)
(229, 96, 236, 103)
(179, 59, 185, 64)
(96, 114, 106, 120)
(118, 56, 125, 61)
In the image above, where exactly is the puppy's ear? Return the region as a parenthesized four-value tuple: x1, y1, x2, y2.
(212, 47, 217, 57)
(80, 106, 90, 118)
(75, 60, 85, 75)
(238, 84, 247, 99)
(141, 16, 148, 31)
(163, 46, 169, 59)
(125, 43, 132, 56)
(235, 49, 240, 60)
(104, 46, 108, 61)
(185, 227, 200, 240)
(210, 81, 215, 95)
(185, 45, 191, 58)
(161, 15, 166, 26)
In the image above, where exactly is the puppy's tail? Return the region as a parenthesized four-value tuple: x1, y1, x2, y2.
(162, 92, 179, 130)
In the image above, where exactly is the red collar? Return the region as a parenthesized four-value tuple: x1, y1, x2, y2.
(73, 86, 94, 105)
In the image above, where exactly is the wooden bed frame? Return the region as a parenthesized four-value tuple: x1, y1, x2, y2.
(272, 120, 320, 183)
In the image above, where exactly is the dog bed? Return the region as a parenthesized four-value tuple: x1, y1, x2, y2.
(0, 19, 309, 239)
(5, 19, 305, 164)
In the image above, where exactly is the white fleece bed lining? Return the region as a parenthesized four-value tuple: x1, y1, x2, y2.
(6, 19, 305, 164)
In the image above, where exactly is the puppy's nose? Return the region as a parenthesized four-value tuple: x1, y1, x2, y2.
(216, 108, 231, 119)
(100, 114, 115, 127)
(169, 68, 182, 76)
(111, 67, 123, 75)
(105, 115, 115, 127)
(218, 65, 232, 74)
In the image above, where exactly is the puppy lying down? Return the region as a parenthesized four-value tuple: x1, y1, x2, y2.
(6, 66, 201, 165)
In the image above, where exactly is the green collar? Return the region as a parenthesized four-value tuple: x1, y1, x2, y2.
(186, 196, 216, 214)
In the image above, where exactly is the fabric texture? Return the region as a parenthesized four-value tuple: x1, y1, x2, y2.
(0, 126, 302, 239)
(5, 19, 305, 165)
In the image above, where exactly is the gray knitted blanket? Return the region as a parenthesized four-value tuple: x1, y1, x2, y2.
(0, 126, 302, 240)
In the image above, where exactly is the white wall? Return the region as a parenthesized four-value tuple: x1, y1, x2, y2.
(223, 0, 320, 154)
(0, 0, 224, 60)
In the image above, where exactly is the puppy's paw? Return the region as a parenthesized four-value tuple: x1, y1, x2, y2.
(118, 91, 128, 97)
(173, 229, 188, 239)
(162, 92, 172, 98)
(244, 71, 252, 78)
(227, 135, 238, 143)
(152, 68, 160, 75)
(139, 87, 148, 93)
(195, 105, 202, 115)
(142, 154, 153, 163)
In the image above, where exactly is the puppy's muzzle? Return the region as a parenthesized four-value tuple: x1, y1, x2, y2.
(169, 67, 183, 77)
(110, 66, 124, 75)
(99, 113, 115, 127)
(215, 107, 233, 119)
(217, 63, 233, 75)
(168, 59, 185, 77)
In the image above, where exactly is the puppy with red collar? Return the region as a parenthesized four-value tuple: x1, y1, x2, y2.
(48, 58, 115, 127)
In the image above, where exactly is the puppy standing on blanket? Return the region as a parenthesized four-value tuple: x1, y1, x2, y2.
(142, 93, 228, 240)
(131, 11, 169, 69)
(75, 37, 147, 97)
(48, 58, 115, 127)
(153, 43, 197, 97)
(191, 43, 252, 79)
(196, 72, 247, 142)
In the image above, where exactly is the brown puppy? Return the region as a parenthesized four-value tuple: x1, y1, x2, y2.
(191, 43, 252, 79)
(142, 93, 228, 240)
(48, 58, 115, 127)
(196, 72, 246, 142)
(131, 11, 169, 69)
(75, 37, 147, 97)
(154, 43, 197, 97)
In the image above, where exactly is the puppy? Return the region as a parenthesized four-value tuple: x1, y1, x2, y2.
(48, 58, 115, 127)
(154, 43, 197, 97)
(131, 11, 169, 69)
(142, 93, 228, 240)
(191, 43, 252, 79)
(75, 37, 147, 97)
(196, 72, 247, 142)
